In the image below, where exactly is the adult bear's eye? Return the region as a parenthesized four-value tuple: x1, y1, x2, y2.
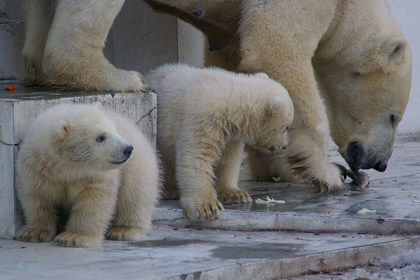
(96, 134, 106, 143)
(351, 71, 362, 78)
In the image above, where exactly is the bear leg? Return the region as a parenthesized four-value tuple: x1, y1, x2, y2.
(237, 0, 343, 190)
(54, 181, 118, 247)
(22, 0, 56, 85)
(106, 158, 160, 242)
(14, 190, 57, 243)
(42, 0, 145, 92)
(214, 141, 252, 204)
(176, 135, 225, 221)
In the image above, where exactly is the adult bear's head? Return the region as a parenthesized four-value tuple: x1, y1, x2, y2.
(313, 1, 411, 173)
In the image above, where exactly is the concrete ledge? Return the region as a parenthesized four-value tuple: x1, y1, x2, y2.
(153, 203, 420, 235)
(0, 224, 419, 279)
(0, 82, 157, 239)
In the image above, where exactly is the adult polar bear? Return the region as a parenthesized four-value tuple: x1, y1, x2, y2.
(144, 0, 412, 190)
(23, 0, 411, 190)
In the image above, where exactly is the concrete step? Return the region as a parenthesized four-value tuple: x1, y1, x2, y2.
(0, 18, 25, 80)
(0, 224, 419, 280)
(153, 136, 420, 236)
(0, 81, 157, 239)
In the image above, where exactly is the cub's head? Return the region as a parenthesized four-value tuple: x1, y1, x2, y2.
(250, 82, 294, 154)
(53, 104, 133, 171)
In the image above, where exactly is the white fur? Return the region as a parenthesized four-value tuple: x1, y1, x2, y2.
(23, 0, 144, 91)
(15, 104, 160, 247)
(146, 64, 293, 221)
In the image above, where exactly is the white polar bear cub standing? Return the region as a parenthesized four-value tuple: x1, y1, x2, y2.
(15, 103, 160, 247)
(146, 64, 294, 221)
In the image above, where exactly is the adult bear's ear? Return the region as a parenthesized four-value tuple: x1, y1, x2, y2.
(55, 120, 70, 140)
(267, 95, 284, 114)
(382, 37, 407, 65)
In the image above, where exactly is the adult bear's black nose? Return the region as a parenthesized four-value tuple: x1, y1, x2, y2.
(373, 161, 387, 172)
(123, 145, 134, 157)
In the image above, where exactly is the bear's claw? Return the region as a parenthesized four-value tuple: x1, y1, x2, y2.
(106, 227, 147, 241)
(53, 232, 102, 247)
(14, 226, 55, 243)
(218, 189, 252, 204)
(182, 198, 225, 221)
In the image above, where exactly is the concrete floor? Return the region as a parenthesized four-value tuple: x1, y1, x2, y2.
(1, 136, 420, 279)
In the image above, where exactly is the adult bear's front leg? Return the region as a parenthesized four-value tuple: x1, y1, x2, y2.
(43, 0, 145, 92)
(22, 0, 56, 86)
(237, 0, 344, 191)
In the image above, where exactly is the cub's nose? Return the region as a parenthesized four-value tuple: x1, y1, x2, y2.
(123, 145, 134, 157)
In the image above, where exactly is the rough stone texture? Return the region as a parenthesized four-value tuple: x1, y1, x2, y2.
(0, 81, 157, 239)
(0, 225, 419, 280)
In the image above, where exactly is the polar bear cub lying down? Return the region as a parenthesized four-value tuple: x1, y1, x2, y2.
(15, 103, 160, 247)
(146, 64, 294, 221)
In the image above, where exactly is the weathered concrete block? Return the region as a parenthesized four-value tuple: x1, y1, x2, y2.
(0, 82, 157, 239)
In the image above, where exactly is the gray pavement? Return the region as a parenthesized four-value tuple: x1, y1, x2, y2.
(1, 136, 419, 279)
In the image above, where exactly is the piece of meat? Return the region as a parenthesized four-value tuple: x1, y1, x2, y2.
(347, 170, 369, 191)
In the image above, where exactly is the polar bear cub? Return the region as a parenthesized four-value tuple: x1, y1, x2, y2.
(146, 64, 294, 221)
(15, 103, 160, 247)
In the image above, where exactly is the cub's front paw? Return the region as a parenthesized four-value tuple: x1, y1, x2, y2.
(181, 197, 225, 221)
(54, 232, 102, 247)
(15, 226, 55, 243)
(106, 227, 147, 241)
(218, 189, 252, 204)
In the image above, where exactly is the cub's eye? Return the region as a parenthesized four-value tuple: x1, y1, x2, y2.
(285, 126, 290, 132)
(351, 71, 361, 78)
(96, 134, 106, 143)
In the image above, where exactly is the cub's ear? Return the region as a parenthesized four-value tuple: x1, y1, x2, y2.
(267, 95, 284, 113)
(382, 37, 407, 65)
(255, 72, 269, 79)
(54, 120, 70, 140)
(93, 102, 104, 110)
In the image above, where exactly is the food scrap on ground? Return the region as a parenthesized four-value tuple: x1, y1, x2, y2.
(346, 170, 369, 191)
(4, 84, 15, 91)
(255, 196, 285, 205)
(357, 208, 377, 215)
